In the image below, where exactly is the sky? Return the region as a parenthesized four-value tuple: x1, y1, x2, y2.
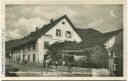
(5, 4, 123, 41)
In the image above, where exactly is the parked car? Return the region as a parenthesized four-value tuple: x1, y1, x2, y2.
(5, 65, 20, 77)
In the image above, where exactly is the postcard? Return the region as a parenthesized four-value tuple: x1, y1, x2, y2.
(0, 0, 127, 80)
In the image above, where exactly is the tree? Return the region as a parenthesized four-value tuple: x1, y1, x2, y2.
(87, 45, 109, 69)
(47, 41, 109, 69)
(47, 41, 78, 62)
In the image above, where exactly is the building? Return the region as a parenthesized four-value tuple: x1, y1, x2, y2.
(6, 15, 123, 67)
(6, 15, 82, 63)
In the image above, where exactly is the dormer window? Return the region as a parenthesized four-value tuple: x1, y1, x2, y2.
(56, 29, 62, 37)
(66, 31, 72, 38)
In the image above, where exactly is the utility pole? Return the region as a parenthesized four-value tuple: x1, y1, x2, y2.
(108, 49, 116, 76)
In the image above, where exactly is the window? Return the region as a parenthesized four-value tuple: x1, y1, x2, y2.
(23, 54, 25, 61)
(56, 29, 61, 37)
(62, 21, 65, 24)
(16, 55, 18, 61)
(18, 55, 20, 61)
(44, 42, 49, 49)
(28, 55, 30, 61)
(33, 54, 35, 62)
(66, 31, 72, 38)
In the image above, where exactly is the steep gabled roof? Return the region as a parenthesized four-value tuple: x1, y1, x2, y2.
(6, 15, 77, 51)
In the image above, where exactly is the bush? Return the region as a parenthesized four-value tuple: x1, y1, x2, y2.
(86, 45, 109, 69)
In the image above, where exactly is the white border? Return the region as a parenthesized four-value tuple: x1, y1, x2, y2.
(4, 0, 125, 4)
(1, 0, 5, 79)
(1, 0, 127, 80)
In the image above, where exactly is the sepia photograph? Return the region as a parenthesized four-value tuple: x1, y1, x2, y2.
(5, 4, 123, 77)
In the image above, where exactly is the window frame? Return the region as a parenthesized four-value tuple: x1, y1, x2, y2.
(56, 29, 62, 37)
(23, 54, 25, 61)
(44, 41, 49, 49)
(18, 55, 20, 61)
(33, 54, 35, 62)
(65, 31, 72, 38)
(28, 54, 30, 61)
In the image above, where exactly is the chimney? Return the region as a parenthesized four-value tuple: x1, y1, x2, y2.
(50, 19, 53, 23)
(36, 27, 39, 31)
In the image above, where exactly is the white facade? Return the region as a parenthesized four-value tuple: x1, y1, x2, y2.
(12, 18, 82, 64)
(12, 43, 38, 63)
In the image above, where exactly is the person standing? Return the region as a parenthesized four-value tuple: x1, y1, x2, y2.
(68, 63, 72, 75)
(55, 61, 58, 68)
